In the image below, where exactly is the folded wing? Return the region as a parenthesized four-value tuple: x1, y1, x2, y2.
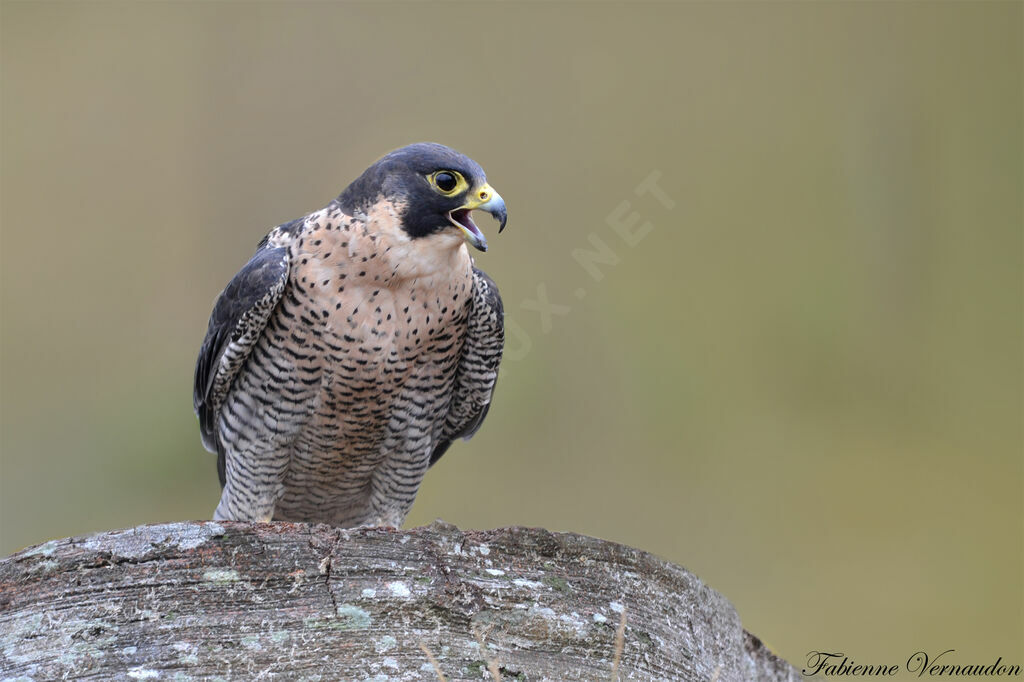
(430, 267, 505, 466)
(193, 245, 290, 484)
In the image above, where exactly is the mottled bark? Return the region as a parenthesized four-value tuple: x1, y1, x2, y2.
(0, 521, 799, 681)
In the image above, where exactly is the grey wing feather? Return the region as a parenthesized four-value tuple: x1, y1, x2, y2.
(193, 245, 290, 483)
(430, 267, 504, 466)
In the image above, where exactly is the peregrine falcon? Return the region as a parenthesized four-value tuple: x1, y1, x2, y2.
(193, 143, 506, 527)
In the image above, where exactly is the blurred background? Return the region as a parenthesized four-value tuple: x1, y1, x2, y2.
(2, 1, 1020, 673)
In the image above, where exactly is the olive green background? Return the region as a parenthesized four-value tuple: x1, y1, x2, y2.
(2, 1, 1021, 673)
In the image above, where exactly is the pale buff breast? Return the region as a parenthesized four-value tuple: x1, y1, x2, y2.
(282, 202, 474, 443)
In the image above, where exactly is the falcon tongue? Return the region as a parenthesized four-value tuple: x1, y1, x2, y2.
(449, 208, 488, 252)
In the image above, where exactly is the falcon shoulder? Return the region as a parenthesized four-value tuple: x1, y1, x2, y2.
(430, 267, 505, 466)
(194, 224, 296, 482)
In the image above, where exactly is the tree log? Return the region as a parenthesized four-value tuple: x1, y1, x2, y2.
(0, 521, 799, 681)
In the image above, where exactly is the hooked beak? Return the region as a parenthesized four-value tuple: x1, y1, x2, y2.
(447, 183, 507, 252)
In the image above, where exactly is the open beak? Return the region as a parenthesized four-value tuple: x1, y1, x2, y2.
(447, 183, 507, 252)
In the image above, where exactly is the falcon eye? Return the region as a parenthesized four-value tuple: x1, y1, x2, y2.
(429, 170, 468, 196)
(428, 169, 469, 197)
(434, 172, 458, 192)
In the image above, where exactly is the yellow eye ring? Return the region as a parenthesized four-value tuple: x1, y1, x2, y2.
(429, 170, 468, 196)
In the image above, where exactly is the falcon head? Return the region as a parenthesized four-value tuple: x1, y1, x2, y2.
(336, 142, 507, 252)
